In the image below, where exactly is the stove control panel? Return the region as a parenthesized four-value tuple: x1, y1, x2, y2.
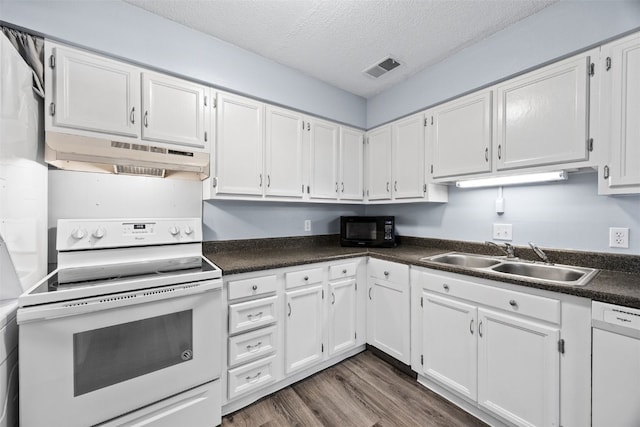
(57, 218, 202, 250)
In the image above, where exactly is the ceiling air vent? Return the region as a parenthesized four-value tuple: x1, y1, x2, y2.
(363, 56, 401, 78)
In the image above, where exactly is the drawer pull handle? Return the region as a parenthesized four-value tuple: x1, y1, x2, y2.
(130, 107, 135, 124)
(443, 284, 450, 291)
(246, 341, 262, 352)
(478, 320, 483, 337)
(144, 110, 149, 127)
(247, 312, 263, 320)
(384, 271, 389, 277)
(245, 371, 262, 383)
(288, 302, 292, 317)
(304, 276, 309, 281)
(509, 299, 517, 307)
(331, 292, 336, 305)
(252, 284, 258, 291)
(368, 288, 372, 300)
(470, 319, 474, 335)
(342, 269, 347, 274)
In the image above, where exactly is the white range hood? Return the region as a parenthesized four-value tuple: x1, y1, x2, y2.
(45, 131, 210, 180)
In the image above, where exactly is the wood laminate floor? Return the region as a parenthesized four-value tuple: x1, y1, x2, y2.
(223, 351, 488, 427)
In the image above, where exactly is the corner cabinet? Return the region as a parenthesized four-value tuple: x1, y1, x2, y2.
(411, 267, 591, 427)
(338, 127, 365, 201)
(214, 92, 264, 196)
(365, 125, 393, 200)
(599, 32, 640, 195)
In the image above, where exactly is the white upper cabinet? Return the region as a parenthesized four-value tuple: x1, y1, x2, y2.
(215, 92, 264, 196)
(47, 44, 140, 138)
(141, 72, 208, 149)
(600, 32, 640, 194)
(366, 125, 393, 200)
(308, 118, 340, 199)
(392, 113, 425, 199)
(495, 54, 591, 171)
(265, 106, 304, 198)
(430, 90, 493, 179)
(339, 127, 364, 201)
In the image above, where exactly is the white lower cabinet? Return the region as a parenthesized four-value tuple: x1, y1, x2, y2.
(284, 284, 324, 373)
(411, 267, 590, 427)
(366, 259, 410, 364)
(328, 278, 357, 356)
(222, 258, 366, 414)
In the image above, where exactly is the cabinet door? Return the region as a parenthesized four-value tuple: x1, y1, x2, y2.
(215, 93, 264, 196)
(431, 91, 492, 178)
(477, 308, 559, 427)
(309, 119, 339, 199)
(366, 126, 392, 200)
(328, 279, 357, 356)
(265, 106, 304, 198)
(50, 45, 139, 137)
(392, 114, 425, 199)
(285, 285, 324, 374)
(339, 127, 364, 200)
(421, 291, 477, 401)
(141, 72, 207, 149)
(603, 33, 640, 190)
(495, 55, 590, 170)
(367, 277, 410, 364)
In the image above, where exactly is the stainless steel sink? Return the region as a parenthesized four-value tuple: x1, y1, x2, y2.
(423, 253, 501, 268)
(423, 251, 598, 286)
(490, 262, 596, 284)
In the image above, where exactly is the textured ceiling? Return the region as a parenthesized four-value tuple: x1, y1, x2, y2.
(123, 0, 557, 98)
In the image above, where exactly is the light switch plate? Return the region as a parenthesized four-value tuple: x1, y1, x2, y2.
(493, 223, 513, 241)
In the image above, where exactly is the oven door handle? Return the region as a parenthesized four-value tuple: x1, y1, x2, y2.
(17, 279, 222, 324)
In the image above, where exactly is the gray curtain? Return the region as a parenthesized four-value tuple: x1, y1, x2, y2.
(1, 26, 44, 98)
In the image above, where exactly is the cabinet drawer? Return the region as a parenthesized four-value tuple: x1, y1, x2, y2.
(368, 258, 409, 282)
(329, 262, 358, 280)
(229, 296, 277, 335)
(285, 267, 324, 289)
(228, 354, 277, 400)
(228, 275, 277, 301)
(423, 271, 560, 324)
(228, 325, 277, 368)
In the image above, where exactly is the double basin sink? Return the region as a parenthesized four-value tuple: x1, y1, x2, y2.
(422, 252, 598, 286)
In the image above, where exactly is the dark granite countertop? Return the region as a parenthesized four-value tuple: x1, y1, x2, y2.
(204, 235, 640, 309)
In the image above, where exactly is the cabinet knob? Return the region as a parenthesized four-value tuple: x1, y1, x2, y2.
(252, 284, 258, 291)
(342, 269, 347, 274)
(384, 271, 389, 277)
(304, 276, 309, 281)
(443, 283, 450, 291)
(509, 299, 518, 307)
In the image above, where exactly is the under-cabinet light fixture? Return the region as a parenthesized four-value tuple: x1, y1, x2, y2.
(456, 171, 568, 189)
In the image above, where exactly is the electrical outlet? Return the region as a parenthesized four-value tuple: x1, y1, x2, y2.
(493, 223, 513, 241)
(609, 227, 629, 248)
(304, 220, 311, 232)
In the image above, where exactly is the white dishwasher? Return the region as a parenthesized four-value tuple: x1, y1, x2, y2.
(592, 301, 640, 427)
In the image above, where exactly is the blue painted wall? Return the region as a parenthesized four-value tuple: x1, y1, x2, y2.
(367, 0, 640, 128)
(0, 0, 366, 128)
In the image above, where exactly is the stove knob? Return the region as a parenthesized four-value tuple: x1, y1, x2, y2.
(71, 228, 86, 240)
(169, 226, 180, 236)
(184, 226, 194, 235)
(92, 227, 106, 239)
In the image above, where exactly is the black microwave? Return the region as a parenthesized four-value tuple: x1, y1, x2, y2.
(340, 216, 397, 247)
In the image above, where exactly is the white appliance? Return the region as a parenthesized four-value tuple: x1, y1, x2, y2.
(592, 301, 640, 427)
(0, 235, 20, 427)
(18, 218, 223, 427)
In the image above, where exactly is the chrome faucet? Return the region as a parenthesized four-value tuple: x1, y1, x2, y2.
(529, 242, 551, 264)
(485, 241, 516, 258)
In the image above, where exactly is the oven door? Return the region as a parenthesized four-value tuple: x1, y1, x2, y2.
(18, 279, 221, 427)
